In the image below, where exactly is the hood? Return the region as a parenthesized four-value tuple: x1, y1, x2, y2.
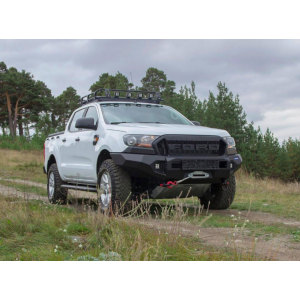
(106, 123, 230, 137)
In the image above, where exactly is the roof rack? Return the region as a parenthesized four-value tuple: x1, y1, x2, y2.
(78, 88, 164, 106)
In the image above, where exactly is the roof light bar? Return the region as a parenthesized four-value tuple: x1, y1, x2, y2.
(79, 88, 164, 106)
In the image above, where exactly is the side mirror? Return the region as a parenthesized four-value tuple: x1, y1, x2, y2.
(75, 118, 97, 130)
(191, 121, 201, 126)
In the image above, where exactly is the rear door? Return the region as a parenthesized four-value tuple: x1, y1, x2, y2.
(72, 105, 100, 183)
(59, 107, 87, 181)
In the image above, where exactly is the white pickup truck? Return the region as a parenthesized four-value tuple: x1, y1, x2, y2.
(44, 89, 242, 211)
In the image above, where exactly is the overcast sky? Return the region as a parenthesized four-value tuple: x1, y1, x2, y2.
(1, 39, 299, 142)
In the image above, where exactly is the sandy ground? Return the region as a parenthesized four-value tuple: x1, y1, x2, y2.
(1, 178, 300, 260)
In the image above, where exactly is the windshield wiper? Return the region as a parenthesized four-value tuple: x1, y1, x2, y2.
(110, 122, 131, 124)
(138, 122, 162, 124)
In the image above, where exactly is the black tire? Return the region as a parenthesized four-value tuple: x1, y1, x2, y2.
(47, 163, 68, 204)
(200, 174, 236, 210)
(97, 159, 132, 213)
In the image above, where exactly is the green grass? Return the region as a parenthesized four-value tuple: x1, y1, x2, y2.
(0, 135, 45, 151)
(0, 196, 251, 261)
(232, 179, 300, 220)
(291, 230, 300, 242)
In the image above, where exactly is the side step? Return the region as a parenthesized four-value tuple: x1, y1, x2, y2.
(61, 185, 97, 193)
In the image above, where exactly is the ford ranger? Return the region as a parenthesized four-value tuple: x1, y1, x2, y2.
(44, 89, 242, 211)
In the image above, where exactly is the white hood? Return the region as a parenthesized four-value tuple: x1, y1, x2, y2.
(106, 123, 230, 137)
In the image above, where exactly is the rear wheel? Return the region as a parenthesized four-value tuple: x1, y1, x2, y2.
(97, 159, 132, 214)
(47, 163, 68, 204)
(200, 174, 236, 210)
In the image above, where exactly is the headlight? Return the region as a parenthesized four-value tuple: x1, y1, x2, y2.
(123, 135, 159, 148)
(224, 136, 236, 149)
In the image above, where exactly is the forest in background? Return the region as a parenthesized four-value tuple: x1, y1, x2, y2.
(0, 62, 299, 182)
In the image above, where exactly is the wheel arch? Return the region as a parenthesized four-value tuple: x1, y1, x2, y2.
(96, 149, 112, 175)
(47, 154, 57, 174)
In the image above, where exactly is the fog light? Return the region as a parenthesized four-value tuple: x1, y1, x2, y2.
(230, 163, 233, 168)
(155, 164, 160, 169)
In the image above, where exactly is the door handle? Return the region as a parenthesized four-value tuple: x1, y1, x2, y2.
(75, 137, 80, 142)
(62, 138, 66, 142)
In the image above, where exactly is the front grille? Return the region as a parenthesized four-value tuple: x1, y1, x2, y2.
(156, 136, 226, 156)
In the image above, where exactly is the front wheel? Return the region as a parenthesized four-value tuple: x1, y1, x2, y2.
(200, 174, 236, 210)
(97, 159, 132, 213)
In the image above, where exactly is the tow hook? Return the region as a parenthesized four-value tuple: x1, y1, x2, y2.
(159, 171, 210, 189)
(160, 181, 178, 189)
(222, 180, 230, 191)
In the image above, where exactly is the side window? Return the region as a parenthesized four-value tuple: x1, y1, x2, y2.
(85, 106, 99, 127)
(69, 109, 85, 132)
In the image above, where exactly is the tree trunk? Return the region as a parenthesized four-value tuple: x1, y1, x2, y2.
(18, 114, 23, 136)
(5, 91, 15, 138)
(13, 94, 23, 137)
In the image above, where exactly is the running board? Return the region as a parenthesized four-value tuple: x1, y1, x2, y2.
(61, 185, 97, 192)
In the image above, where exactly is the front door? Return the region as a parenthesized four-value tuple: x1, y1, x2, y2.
(72, 105, 100, 183)
(59, 107, 86, 181)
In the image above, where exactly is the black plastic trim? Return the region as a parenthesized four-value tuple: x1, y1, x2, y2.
(153, 134, 226, 156)
(61, 184, 97, 192)
(111, 152, 242, 181)
(123, 146, 156, 155)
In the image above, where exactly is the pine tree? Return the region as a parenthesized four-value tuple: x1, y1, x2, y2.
(89, 72, 133, 93)
(200, 82, 247, 145)
(286, 138, 300, 181)
(52, 87, 80, 131)
(0, 62, 52, 137)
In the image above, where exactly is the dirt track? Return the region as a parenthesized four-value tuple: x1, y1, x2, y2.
(137, 218, 300, 261)
(0, 183, 48, 202)
(1, 178, 300, 261)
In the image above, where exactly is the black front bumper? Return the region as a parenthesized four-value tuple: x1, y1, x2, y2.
(111, 152, 242, 182)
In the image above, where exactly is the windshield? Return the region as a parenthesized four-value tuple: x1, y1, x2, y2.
(100, 103, 192, 125)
